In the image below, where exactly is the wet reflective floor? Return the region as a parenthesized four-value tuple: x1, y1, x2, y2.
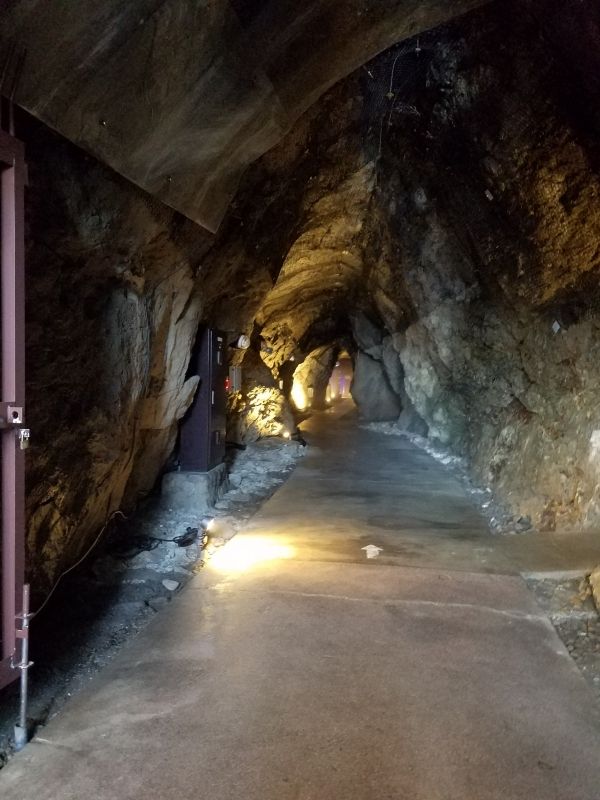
(2, 402, 600, 799)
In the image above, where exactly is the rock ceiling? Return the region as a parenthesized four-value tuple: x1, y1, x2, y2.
(257, 162, 374, 368)
(0, 0, 489, 231)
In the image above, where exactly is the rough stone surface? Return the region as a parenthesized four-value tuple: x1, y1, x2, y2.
(196, 1, 600, 532)
(15, 0, 600, 592)
(357, 7, 600, 530)
(527, 576, 600, 702)
(0, 0, 487, 231)
(291, 346, 337, 410)
(227, 388, 294, 445)
(351, 352, 402, 421)
(257, 162, 375, 368)
(23, 118, 212, 590)
(590, 567, 600, 613)
(161, 465, 229, 513)
(350, 312, 383, 358)
(212, 2, 600, 531)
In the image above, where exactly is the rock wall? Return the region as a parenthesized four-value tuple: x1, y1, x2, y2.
(20, 78, 365, 588)
(18, 0, 600, 596)
(201, 1, 600, 533)
(359, 4, 600, 530)
(226, 349, 294, 443)
(23, 117, 212, 588)
(349, 314, 401, 421)
(2, 0, 487, 231)
(291, 346, 338, 411)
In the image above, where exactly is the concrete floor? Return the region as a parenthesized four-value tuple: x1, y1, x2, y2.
(3, 401, 600, 799)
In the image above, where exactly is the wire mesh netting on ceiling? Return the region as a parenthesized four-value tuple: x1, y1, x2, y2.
(360, 34, 433, 162)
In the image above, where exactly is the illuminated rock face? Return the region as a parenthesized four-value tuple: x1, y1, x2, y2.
(256, 164, 375, 369)
(291, 346, 337, 411)
(228, 387, 294, 444)
(217, 3, 600, 532)
(19, 1, 600, 586)
(226, 350, 294, 444)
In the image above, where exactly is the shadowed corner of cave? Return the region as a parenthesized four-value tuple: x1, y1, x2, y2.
(2, 0, 600, 794)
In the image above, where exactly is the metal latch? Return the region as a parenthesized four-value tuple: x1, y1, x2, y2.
(8, 405, 23, 424)
(17, 428, 30, 450)
(0, 403, 24, 428)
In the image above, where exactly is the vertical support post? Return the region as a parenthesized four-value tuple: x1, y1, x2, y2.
(14, 583, 30, 750)
(0, 128, 26, 690)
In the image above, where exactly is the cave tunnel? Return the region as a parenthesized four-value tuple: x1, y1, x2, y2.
(2, 0, 600, 794)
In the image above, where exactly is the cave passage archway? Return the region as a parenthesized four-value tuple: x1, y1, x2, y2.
(2, 0, 600, 627)
(2, 2, 600, 781)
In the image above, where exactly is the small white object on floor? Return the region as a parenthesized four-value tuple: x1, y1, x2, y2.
(362, 544, 383, 559)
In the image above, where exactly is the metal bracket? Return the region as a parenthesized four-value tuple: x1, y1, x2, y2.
(10, 654, 32, 669)
(0, 401, 24, 428)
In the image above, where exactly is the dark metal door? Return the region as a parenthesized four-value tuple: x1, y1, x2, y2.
(0, 129, 25, 691)
(179, 328, 227, 472)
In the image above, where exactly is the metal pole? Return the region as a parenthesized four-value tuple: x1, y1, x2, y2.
(0, 127, 26, 693)
(14, 583, 32, 751)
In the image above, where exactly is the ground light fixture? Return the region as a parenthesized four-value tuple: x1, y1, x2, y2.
(200, 516, 215, 548)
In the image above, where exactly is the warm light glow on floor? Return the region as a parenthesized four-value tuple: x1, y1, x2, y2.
(209, 536, 295, 572)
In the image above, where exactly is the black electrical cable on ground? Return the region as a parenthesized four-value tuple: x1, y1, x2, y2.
(32, 510, 128, 618)
(33, 512, 207, 615)
(108, 527, 200, 559)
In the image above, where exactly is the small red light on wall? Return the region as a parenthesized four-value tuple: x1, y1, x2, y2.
(225, 376, 231, 392)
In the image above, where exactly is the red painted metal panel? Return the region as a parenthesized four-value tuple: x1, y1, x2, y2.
(0, 128, 25, 691)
